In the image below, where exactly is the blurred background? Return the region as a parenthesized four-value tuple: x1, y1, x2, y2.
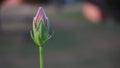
(0, 0, 120, 68)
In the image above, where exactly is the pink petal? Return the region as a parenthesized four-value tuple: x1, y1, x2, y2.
(35, 7, 47, 27)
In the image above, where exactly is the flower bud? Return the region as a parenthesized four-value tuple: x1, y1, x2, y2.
(30, 7, 52, 47)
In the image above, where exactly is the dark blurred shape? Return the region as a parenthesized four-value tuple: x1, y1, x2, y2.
(24, 0, 49, 4)
(0, 0, 3, 33)
(0, 0, 4, 4)
(39, 0, 49, 4)
(84, 0, 120, 23)
(106, 0, 120, 21)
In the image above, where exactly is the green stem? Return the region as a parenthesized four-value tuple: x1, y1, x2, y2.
(39, 46, 44, 68)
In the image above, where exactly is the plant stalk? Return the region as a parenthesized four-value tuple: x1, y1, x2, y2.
(39, 46, 44, 68)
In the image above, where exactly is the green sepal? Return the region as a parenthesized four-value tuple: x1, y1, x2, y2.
(30, 30, 39, 46)
(48, 31, 54, 40)
(46, 17, 50, 32)
(44, 31, 54, 44)
(37, 19, 49, 45)
(30, 30, 34, 41)
(32, 19, 42, 46)
(33, 19, 36, 37)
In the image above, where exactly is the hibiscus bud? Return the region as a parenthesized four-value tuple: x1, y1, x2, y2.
(30, 7, 53, 47)
(34, 7, 47, 27)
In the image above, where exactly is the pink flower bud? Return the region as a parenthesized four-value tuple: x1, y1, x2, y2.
(30, 7, 53, 47)
(34, 7, 47, 27)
